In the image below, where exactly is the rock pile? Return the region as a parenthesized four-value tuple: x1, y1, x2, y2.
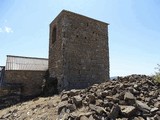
(0, 74, 159, 120)
(0, 95, 60, 120)
(57, 75, 160, 120)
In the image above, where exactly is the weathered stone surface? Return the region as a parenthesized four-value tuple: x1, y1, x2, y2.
(150, 107, 159, 113)
(61, 94, 68, 101)
(48, 10, 109, 92)
(133, 116, 145, 120)
(5, 70, 46, 96)
(89, 104, 107, 114)
(73, 95, 82, 107)
(88, 115, 95, 120)
(136, 100, 151, 113)
(120, 105, 136, 117)
(124, 92, 135, 101)
(78, 112, 94, 117)
(60, 113, 70, 120)
(108, 104, 120, 119)
(154, 101, 160, 108)
(154, 114, 160, 120)
(57, 101, 68, 114)
(80, 116, 89, 120)
(87, 94, 96, 104)
(67, 89, 81, 97)
(95, 99, 103, 106)
(66, 104, 76, 112)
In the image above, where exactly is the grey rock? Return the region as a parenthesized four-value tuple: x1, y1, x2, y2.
(150, 107, 159, 113)
(120, 105, 136, 117)
(89, 115, 95, 120)
(156, 111, 160, 115)
(68, 89, 80, 97)
(101, 90, 109, 97)
(124, 92, 135, 101)
(133, 116, 145, 120)
(154, 114, 160, 120)
(89, 104, 107, 114)
(61, 94, 68, 101)
(57, 101, 68, 114)
(103, 100, 113, 108)
(136, 100, 151, 113)
(79, 112, 94, 117)
(73, 95, 82, 107)
(66, 104, 76, 112)
(60, 113, 70, 120)
(133, 84, 138, 89)
(108, 104, 120, 119)
(80, 116, 89, 120)
(95, 99, 103, 106)
(88, 94, 96, 104)
(154, 101, 160, 108)
(2, 113, 10, 119)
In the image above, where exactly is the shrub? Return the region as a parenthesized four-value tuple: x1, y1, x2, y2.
(154, 64, 160, 83)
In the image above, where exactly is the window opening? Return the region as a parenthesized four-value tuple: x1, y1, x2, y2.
(52, 26, 57, 44)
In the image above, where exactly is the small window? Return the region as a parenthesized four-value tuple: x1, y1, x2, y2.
(52, 26, 57, 44)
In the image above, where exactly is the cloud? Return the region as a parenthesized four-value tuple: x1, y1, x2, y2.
(0, 26, 13, 33)
(0, 28, 2, 32)
(4, 26, 13, 33)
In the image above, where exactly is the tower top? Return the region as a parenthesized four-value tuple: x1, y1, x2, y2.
(50, 10, 109, 26)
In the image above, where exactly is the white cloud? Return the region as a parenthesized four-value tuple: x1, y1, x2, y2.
(0, 28, 2, 32)
(4, 26, 13, 33)
(0, 26, 13, 33)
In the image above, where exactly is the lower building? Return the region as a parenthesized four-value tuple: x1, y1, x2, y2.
(4, 55, 48, 96)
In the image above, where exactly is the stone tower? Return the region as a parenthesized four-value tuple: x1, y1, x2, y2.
(49, 10, 109, 91)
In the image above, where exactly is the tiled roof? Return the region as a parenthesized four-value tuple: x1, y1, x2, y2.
(5, 55, 48, 71)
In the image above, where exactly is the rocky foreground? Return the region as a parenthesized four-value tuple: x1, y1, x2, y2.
(0, 74, 160, 120)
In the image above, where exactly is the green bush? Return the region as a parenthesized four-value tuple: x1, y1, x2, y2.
(154, 64, 160, 83)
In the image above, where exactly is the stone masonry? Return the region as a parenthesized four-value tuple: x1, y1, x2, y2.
(5, 70, 45, 96)
(49, 10, 109, 91)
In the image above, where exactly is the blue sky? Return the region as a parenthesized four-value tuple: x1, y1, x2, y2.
(0, 0, 160, 76)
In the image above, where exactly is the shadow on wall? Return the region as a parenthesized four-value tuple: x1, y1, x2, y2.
(42, 70, 58, 96)
(0, 69, 58, 110)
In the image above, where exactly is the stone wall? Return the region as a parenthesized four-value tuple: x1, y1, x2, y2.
(49, 12, 64, 90)
(4, 70, 46, 96)
(49, 10, 109, 91)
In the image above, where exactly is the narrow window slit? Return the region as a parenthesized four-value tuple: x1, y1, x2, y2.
(52, 26, 57, 44)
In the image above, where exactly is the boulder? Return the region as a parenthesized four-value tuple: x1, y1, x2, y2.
(89, 104, 107, 114)
(124, 92, 135, 101)
(61, 94, 68, 101)
(120, 105, 136, 117)
(108, 104, 120, 119)
(136, 100, 151, 113)
(73, 95, 82, 108)
(57, 101, 68, 114)
(80, 116, 89, 120)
